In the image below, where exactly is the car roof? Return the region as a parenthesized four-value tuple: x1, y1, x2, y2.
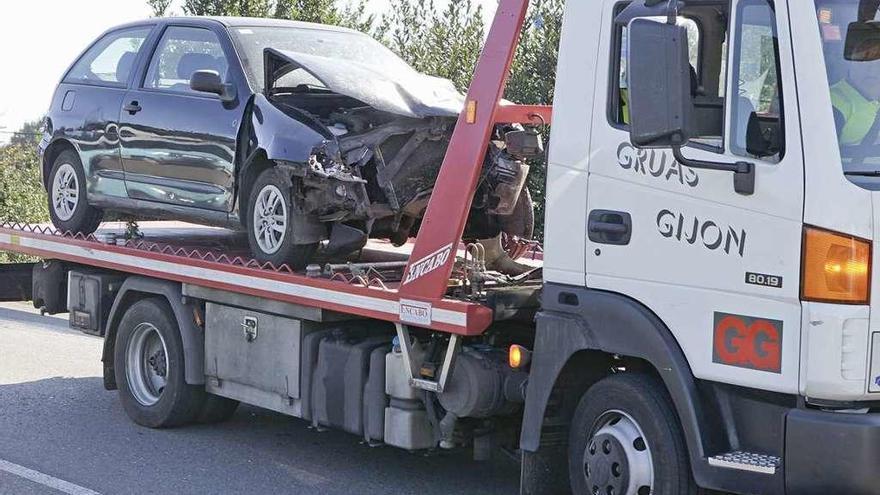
(110, 16, 360, 35)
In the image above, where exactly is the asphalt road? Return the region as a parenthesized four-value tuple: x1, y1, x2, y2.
(0, 301, 520, 495)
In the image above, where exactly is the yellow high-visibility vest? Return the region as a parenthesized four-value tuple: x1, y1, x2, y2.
(830, 80, 880, 145)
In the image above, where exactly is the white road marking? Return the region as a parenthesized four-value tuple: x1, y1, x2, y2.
(0, 459, 101, 495)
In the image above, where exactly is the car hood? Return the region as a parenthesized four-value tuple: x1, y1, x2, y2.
(264, 48, 464, 119)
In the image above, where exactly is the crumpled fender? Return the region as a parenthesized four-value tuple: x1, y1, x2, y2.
(250, 93, 334, 165)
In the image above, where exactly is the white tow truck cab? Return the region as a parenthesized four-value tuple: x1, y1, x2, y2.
(540, 0, 880, 492)
(5, 0, 880, 493)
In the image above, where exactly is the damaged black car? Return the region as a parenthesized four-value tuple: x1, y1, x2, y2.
(39, 17, 537, 268)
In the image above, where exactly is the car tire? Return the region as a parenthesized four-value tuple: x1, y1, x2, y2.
(247, 168, 318, 269)
(197, 394, 239, 424)
(569, 373, 698, 495)
(114, 298, 205, 428)
(47, 150, 103, 235)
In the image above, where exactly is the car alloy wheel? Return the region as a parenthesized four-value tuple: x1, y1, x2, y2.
(584, 410, 654, 495)
(51, 162, 80, 222)
(252, 184, 288, 256)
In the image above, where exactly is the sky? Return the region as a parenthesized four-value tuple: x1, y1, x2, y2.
(0, 0, 499, 144)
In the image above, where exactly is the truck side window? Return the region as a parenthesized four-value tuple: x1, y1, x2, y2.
(729, 0, 785, 162)
(611, 16, 701, 127)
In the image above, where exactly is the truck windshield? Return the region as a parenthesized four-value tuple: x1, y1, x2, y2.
(230, 26, 416, 92)
(815, 0, 880, 174)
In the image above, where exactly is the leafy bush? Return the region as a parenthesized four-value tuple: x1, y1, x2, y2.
(0, 143, 47, 262)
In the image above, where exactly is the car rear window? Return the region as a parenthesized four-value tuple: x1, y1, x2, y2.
(65, 27, 153, 87)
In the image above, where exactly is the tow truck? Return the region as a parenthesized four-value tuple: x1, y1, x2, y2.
(4, 0, 880, 493)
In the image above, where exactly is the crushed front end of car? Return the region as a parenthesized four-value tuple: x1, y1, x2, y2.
(248, 47, 540, 266)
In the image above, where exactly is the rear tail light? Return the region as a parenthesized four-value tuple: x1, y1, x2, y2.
(801, 226, 871, 304)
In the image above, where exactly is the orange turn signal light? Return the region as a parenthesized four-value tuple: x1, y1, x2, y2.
(509, 344, 532, 369)
(801, 226, 871, 304)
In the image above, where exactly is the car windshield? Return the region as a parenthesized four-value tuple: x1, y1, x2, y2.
(229, 26, 416, 92)
(815, 0, 880, 174)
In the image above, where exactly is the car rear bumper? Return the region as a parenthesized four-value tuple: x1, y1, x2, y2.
(786, 407, 880, 494)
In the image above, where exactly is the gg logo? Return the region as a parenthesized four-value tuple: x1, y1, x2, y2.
(712, 312, 783, 373)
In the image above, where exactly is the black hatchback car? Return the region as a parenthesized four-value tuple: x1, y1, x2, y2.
(39, 17, 535, 268)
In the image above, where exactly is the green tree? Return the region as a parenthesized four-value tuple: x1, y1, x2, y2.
(282, 0, 339, 23)
(177, 0, 374, 30)
(505, 0, 564, 240)
(148, 0, 172, 16)
(380, 0, 484, 92)
(8, 119, 43, 147)
(0, 123, 48, 262)
(182, 0, 229, 15)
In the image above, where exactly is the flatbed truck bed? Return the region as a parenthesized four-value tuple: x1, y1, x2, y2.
(0, 221, 541, 337)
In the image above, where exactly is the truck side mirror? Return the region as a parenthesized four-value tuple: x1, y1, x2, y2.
(845, 21, 880, 61)
(625, 16, 756, 196)
(626, 18, 695, 148)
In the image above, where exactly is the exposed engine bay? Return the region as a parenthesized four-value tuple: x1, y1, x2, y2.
(256, 49, 542, 261)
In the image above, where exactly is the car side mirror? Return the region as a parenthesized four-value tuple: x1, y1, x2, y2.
(190, 70, 236, 103)
(626, 18, 695, 148)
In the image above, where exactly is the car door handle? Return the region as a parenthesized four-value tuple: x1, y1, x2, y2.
(588, 210, 632, 245)
(123, 101, 142, 115)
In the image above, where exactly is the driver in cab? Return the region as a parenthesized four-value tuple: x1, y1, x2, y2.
(823, 0, 880, 145)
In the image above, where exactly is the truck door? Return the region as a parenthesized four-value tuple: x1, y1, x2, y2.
(585, 0, 804, 393)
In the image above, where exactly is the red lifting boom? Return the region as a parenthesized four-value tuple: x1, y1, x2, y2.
(399, 0, 552, 303)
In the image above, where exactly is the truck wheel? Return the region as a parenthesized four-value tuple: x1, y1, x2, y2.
(47, 150, 103, 235)
(197, 394, 239, 424)
(247, 168, 317, 270)
(114, 298, 204, 428)
(569, 373, 697, 495)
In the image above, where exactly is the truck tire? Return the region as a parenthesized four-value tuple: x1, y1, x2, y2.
(247, 168, 318, 270)
(114, 298, 205, 428)
(197, 394, 239, 424)
(47, 150, 103, 235)
(568, 373, 697, 495)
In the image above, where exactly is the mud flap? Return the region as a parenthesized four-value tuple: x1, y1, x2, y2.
(520, 448, 570, 495)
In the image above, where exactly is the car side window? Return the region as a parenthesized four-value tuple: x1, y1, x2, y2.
(728, 0, 785, 162)
(144, 26, 229, 95)
(65, 27, 152, 86)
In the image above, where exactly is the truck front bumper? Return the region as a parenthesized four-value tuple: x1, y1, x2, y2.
(786, 408, 880, 494)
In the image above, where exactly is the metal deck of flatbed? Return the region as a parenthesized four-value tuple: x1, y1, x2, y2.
(0, 221, 542, 336)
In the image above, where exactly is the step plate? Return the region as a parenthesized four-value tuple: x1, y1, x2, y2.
(708, 451, 781, 475)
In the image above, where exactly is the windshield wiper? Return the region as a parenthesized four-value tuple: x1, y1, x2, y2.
(845, 170, 880, 177)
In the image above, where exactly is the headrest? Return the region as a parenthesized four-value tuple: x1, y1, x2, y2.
(177, 53, 219, 81)
(116, 52, 137, 83)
